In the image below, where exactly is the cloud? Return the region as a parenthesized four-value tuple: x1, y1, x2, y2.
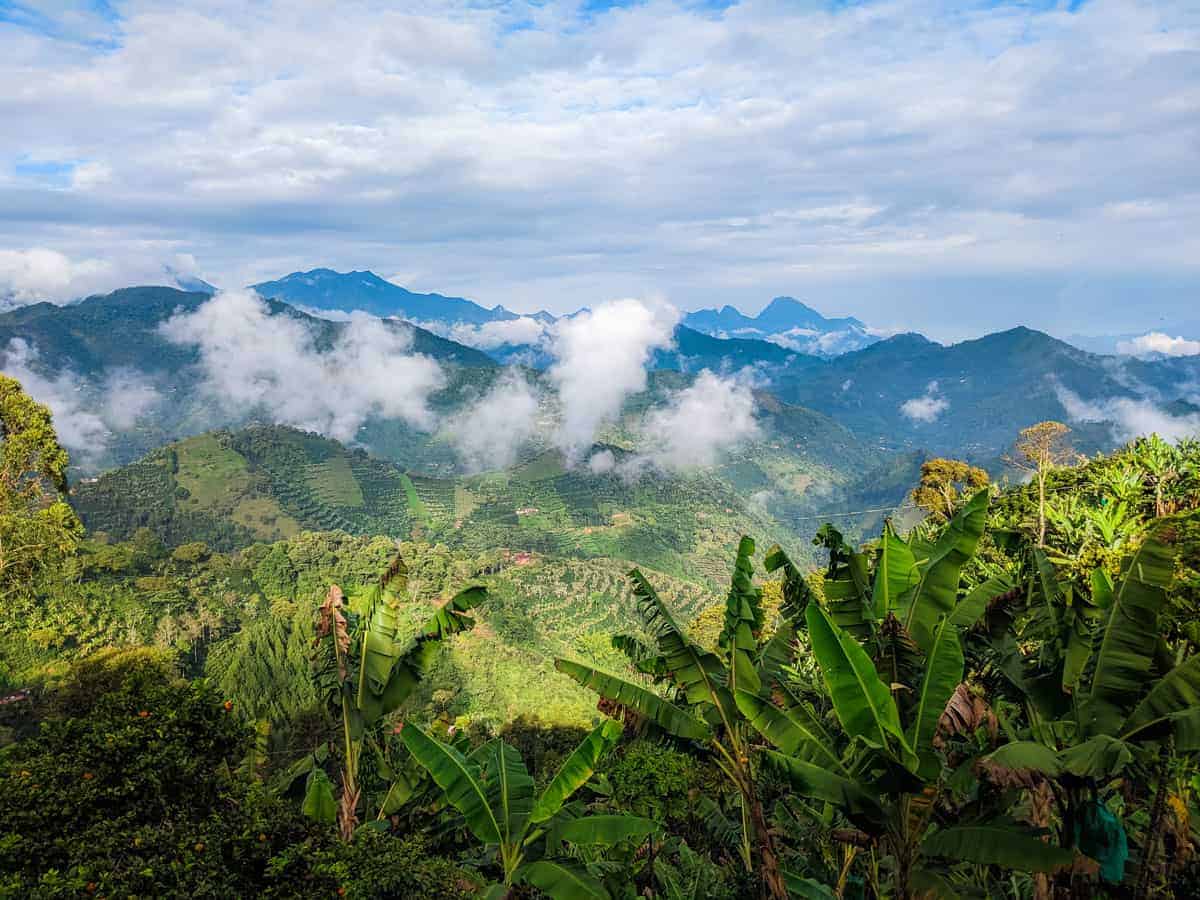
(640, 369, 759, 470)
(159, 289, 444, 441)
(1116, 332, 1200, 358)
(445, 370, 542, 472)
(1055, 383, 1200, 444)
(900, 380, 949, 423)
(0, 338, 160, 465)
(586, 449, 616, 475)
(0, 247, 210, 306)
(547, 297, 678, 460)
(446, 317, 551, 351)
(3, 1, 1198, 335)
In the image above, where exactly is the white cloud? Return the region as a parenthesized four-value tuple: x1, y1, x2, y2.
(1116, 332, 1200, 358)
(547, 297, 678, 460)
(2, 1, 1198, 334)
(640, 369, 759, 470)
(445, 370, 541, 472)
(1055, 383, 1200, 444)
(159, 289, 444, 441)
(900, 380, 949, 423)
(446, 316, 551, 351)
(587, 448, 616, 475)
(0, 247, 210, 306)
(0, 338, 160, 464)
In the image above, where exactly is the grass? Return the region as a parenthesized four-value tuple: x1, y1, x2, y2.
(174, 434, 252, 507)
(231, 497, 301, 540)
(400, 474, 428, 524)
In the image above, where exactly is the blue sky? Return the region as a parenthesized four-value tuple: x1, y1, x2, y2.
(0, 0, 1197, 340)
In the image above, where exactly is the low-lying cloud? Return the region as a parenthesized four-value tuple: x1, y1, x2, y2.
(0, 338, 161, 465)
(1055, 383, 1200, 444)
(640, 370, 760, 470)
(160, 289, 444, 442)
(548, 298, 679, 460)
(1116, 332, 1200, 359)
(900, 381, 949, 423)
(445, 370, 542, 472)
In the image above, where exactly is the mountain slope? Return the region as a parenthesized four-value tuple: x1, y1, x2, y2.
(72, 424, 813, 585)
(775, 327, 1200, 461)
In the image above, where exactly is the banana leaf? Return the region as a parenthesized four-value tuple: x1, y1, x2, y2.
(301, 767, 337, 825)
(628, 569, 733, 712)
(806, 602, 907, 755)
(908, 616, 963, 767)
(921, 822, 1074, 872)
(720, 536, 763, 696)
(531, 720, 623, 824)
(901, 489, 988, 653)
(1086, 532, 1176, 736)
(400, 723, 502, 844)
(1121, 647, 1200, 745)
(735, 688, 847, 775)
(764, 751, 887, 831)
(870, 522, 919, 620)
(479, 739, 534, 849)
(553, 658, 711, 741)
(983, 741, 1062, 777)
(521, 860, 611, 900)
(949, 575, 1015, 629)
(558, 814, 660, 846)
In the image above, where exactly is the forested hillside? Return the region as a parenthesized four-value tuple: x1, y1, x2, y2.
(5, 361, 1200, 898)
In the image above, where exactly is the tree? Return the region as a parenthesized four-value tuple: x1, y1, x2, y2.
(743, 492, 1072, 898)
(555, 538, 804, 899)
(308, 554, 484, 839)
(910, 457, 989, 523)
(402, 719, 659, 898)
(1011, 421, 1076, 546)
(0, 374, 83, 595)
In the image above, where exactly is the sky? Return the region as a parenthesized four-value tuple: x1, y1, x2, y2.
(0, 0, 1197, 341)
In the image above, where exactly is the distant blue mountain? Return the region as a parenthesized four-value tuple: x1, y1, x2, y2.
(684, 296, 879, 357)
(251, 268, 538, 327)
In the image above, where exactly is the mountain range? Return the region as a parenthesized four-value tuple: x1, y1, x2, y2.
(3, 273, 1199, 483)
(682, 296, 879, 356)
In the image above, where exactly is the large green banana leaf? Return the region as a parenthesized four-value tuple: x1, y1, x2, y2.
(921, 822, 1074, 872)
(763, 543, 815, 619)
(734, 688, 847, 775)
(755, 618, 797, 692)
(870, 522, 919, 620)
(1121, 653, 1200, 747)
(360, 586, 482, 724)
(763, 751, 887, 830)
(806, 603, 907, 755)
(479, 739, 535, 850)
(520, 860, 610, 900)
(557, 814, 660, 846)
(1086, 532, 1176, 736)
(901, 489, 988, 653)
(401, 724, 502, 844)
(301, 768, 337, 825)
(720, 536, 763, 696)
(628, 569, 733, 712)
(907, 616, 963, 765)
(949, 575, 1015, 629)
(531, 720, 623, 824)
(553, 658, 712, 741)
(983, 741, 1062, 777)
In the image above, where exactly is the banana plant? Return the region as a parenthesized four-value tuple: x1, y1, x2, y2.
(977, 520, 1199, 892)
(554, 537, 808, 900)
(740, 492, 1075, 898)
(401, 719, 658, 899)
(310, 554, 484, 839)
